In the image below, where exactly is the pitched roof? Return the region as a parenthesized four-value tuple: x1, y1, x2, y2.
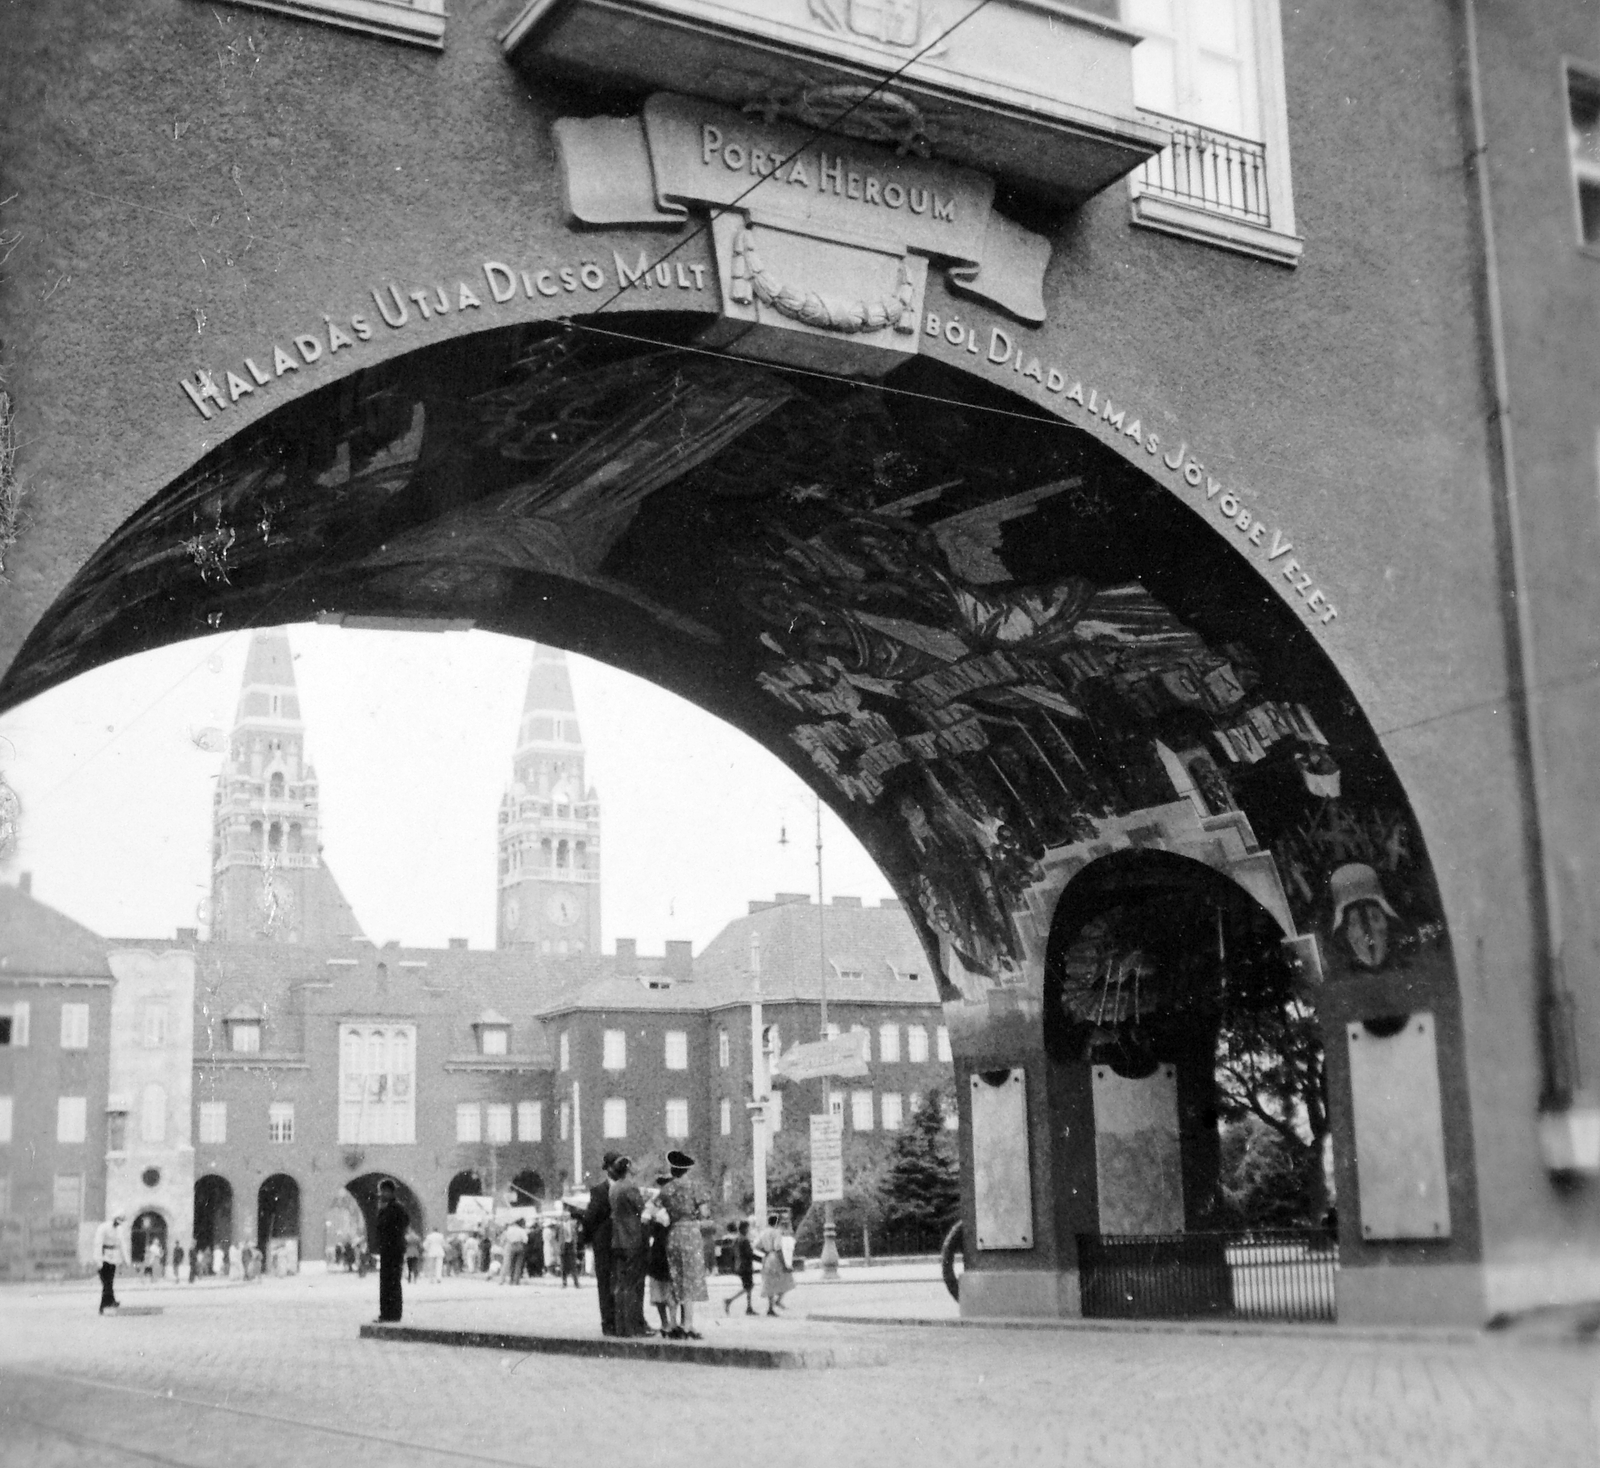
(0, 882, 114, 979)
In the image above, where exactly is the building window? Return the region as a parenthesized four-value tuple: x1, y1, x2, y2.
(518, 1101, 542, 1141)
(559, 1032, 570, 1072)
(52, 1173, 83, 1219)
(851, 1090, 875, 1131)
(936, 1026, 952, 1062)
(57, 1097, 87, 1144)
(0, 1176, 9, 1215)
(456, 1103, 482, 1144)
(230, 1021, 261, 1054)
(878, 1024, 901, 1063)
(603, 1030, 627, 1070)
(143, 1005, 169, 1048)
(211, 0, 447, 52)
(560, 1101, 571, 1141)
(907, 1025, 929, 1063)
(0, 1095, 12, 1144)
(486, 1104, 513, 1144)
(603, 1098, 628, 1139)
(852, 1026, 871, 1062)
(838, 968, 864, 982)
(1569, 67, 1600, 247)
(480, 1026, 509, 1057)
(1125, 0, 1300, 262)
(664, 1031, 688, 1070)
(141, 1085, 167, 1144)
(268, 1102, 294, 1144)
(881, 1093, 903, 1131)
(829, 1092, 845, 1120)
(198, 1102, 226, 1145)
(337, 1025, 416, 1146)
(719, 1097, 731, 1136)
(664, 1098, 689, 1139)
(0, 1001, 30, 1046)
(59, 1003, 90, 1050)
(761, 1025, 779, 1065)
(107, 1110, 127, 1151)
(718, 1029, 730, 1068)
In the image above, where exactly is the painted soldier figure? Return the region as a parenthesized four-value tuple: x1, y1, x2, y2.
(374, 1179, 409, 1324)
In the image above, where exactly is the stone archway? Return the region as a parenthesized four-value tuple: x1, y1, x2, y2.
(257, 1174, 302, 1272)
(0, 315, 1477, 1322)
(192, 1174, 233, 1263)
(130, 1209, 168, 1269)
(344, 1173, 425, 1251)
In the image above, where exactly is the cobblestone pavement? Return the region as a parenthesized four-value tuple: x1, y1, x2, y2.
(1, 1267, 1596, 1468)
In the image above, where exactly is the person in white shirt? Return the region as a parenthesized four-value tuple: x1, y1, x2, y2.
(422, 1228, 446, 1283)
(93, 1214, 126, 1314)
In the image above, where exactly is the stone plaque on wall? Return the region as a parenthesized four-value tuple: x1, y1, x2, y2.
(969, 1068, 1032, 1250)
(1347, 1012, 1452, 1241)
(1092, 1064, 1184, 1236)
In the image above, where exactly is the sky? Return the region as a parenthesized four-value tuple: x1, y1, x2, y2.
(0, 624, 896, 952)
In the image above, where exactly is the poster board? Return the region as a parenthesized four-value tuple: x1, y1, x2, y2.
(809, 1113, 844, 1203)
(970, 1068, 1032, 1250)
(1092, 1063, 1183, 1235)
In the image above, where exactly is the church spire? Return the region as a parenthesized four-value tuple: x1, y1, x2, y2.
(497, 643, 601, 954)
(209, 628, 363, 945)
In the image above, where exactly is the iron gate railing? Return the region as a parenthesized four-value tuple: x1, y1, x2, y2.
(1134, 112, 1271, 225)
(1077, 1229, 1337, 1323)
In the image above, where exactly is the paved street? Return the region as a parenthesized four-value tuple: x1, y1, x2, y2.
(1, 1265, 1596, 1468)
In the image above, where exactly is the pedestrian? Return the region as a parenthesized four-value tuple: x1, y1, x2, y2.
(643, 1178, 674, 1336)
(172, 1239, 185, 1284)
(757, 1213, 794, 1315)
(145, 1235, 164, 1283)
(583, 1151, 617, 1334)
(228, 1241, 243, 1280)
(93, 1213, 125, 1314)
(724, 1221, 757, 1316)
(212, 1244, 225, 1279)
(374, 1179, 410, 1323)
(423, 1227, 445, 1283)
(525, 1218, 545, 1278)
(499, 1219, 527, 1285)
(404, 1228, 422, 1284)
(541, 1216, 558, 1279)
(658, 1150, 708, 1339)
(608, 1157, 651, 1337)
(558, 1210, 580, 1286)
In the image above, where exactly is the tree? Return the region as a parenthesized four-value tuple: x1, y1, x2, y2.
(878, 1090, 961, 1235)
(1217, 1113, 1318, 1228)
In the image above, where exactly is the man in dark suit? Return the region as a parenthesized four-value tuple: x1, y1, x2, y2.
(607, 1157, 650, 1337)
(374, 1179, 409, 1323)
(582, 1151, 617, 1335)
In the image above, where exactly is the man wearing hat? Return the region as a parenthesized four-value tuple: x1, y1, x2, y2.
(1329, 862, 1398, 971)
(92, 1213, 126, 1314)
(582, 1150, 618, 1335)
(607, 1156, 651, 1337)
(373, 1178, 410, 1324)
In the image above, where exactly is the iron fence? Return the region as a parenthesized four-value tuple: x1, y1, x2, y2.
(1135, 113, 1271, 225)
(1077, 1229, 1337, 1323)
(797, 1222, 948, 1261)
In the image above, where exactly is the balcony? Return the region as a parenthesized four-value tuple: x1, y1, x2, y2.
(1133, 113, 1268, 225)
(502, 0, 1167, 199)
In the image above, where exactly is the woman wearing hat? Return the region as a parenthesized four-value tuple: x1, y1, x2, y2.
(657, 1150, 708, 1339)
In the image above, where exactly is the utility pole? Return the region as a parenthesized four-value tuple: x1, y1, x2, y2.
(815, 795, 840, 1279)
(749, 932, 768, 1226)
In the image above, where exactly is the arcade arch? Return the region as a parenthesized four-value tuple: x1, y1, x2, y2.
(344, 1174, 425, 1251)
(257, 1174, 302, 1249)
(4, 315, 1476, 1318)
(193, 1174, 234, 1256)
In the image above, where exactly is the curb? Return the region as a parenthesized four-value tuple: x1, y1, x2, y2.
(358, 1323, 887, 1369)
(803, 1312, 1492, 1346)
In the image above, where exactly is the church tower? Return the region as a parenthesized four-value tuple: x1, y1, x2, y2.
(497, 644, 602, 954)
(209, 629, 364, 945)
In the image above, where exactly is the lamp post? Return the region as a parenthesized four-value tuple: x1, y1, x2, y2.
(813, 796, 841, 1280)
(749, 932, 768, 1226)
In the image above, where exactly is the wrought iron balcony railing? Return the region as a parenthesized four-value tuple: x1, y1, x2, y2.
(1135, 113, 1271, 226)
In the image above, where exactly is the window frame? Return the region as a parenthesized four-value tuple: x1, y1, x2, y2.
(664, 1030, 689, 1071)
(602, 1029, 627, 1071)
(850, 1089, 875, 1131)
(936, 1026, 952, 1063)
(229, 1020, 262, 1054)
(1566, 60, 1600, 254)
(198, 1101, 227, 1145)
(0, 1094, 10, 1144)
(485, 1103, 513, 1144)
(907, 1025, 929, 1064)
(1125, 0, 1302, 264)
(456, 1102, 482, 1144)
(602, 1097, 628, 1139)
(268, 1101, 295, 1144)
(60, 1003, 90, 1050)
(719, 1096, 732, 1136)
(664, 1097, 690, 1139)
(878, 1023, 901, 1064)
(718, 1029, 730, 1068)
(57, 1096, 88, 1144)
(881, 1092, 903, 1131)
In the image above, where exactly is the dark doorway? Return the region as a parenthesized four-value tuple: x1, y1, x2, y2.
(193, 1174, 233, 1254)
(130, 1210, 167, 1266)
(257, 1173, 301, 1246)
(447, 1170, 483, 1214)
(508, 1170, 544, 1208)
(344, 1173, 424, 1250)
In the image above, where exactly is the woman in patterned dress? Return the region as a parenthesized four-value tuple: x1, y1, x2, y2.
(657, 1149, 708, 1339)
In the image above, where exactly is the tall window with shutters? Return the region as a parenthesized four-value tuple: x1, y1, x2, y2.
(338, 1024, 416, 1144)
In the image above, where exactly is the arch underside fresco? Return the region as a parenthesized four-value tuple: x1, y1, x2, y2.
(6, 313, 1453, 1044)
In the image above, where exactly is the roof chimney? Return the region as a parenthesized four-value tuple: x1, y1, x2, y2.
(879, 897, 903, 909)
(448, 937, 469, 949)
(175, 927, 197, 945)
(774, 892, 810, 906)
(664, 939, 693, 980)
(17, 872, 30, 896)
(615, 938, 637, 967)
(832, 895, 862, 908)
